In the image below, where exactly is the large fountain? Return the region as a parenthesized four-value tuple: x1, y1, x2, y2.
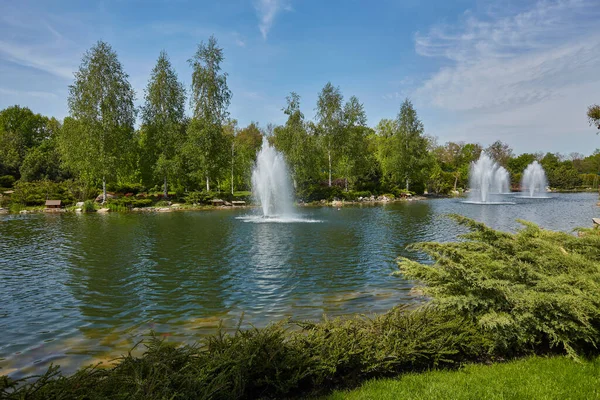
(520, 161, 549, 198)
(251, 137, 295, 218)
(464, 154, 514, 204)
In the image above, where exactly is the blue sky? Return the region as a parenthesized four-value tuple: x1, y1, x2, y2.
(1, 0, 600, 154)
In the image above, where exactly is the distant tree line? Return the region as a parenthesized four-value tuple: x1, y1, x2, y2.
(1, 37, 600, 203)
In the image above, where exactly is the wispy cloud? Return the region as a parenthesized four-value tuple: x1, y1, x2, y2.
(0, 40, 74, 79)
(254, 0, 291, 39)
(0, 87, 57, 99)
(413, 0, 600, 151)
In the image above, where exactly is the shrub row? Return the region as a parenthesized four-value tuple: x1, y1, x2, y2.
(1, 306, 490, 399)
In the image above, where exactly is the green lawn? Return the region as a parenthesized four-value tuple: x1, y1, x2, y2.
(326, 356, 600, 400)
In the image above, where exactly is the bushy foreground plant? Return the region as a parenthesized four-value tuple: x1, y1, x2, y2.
(0, 306, 490, 399)
(398, 215, 600, 358)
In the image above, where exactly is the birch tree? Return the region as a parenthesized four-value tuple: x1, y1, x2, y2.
(65, 41, 136, 202)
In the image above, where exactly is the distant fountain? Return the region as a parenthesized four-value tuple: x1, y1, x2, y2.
(464, 154, 514, 204)
(251, 137, 295, 218)
(521, 161, 549, 198)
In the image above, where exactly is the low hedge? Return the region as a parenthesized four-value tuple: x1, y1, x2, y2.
(1, 306, 490, 399)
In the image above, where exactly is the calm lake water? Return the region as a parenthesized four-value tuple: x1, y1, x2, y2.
(1, 193, 598, 377)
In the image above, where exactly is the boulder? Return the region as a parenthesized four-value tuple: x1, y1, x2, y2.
(95, 193, 116, 203)
(75, 208, 82, 213)
(97, 208, 110, 213)
(76, 201, 85, 207)
(0, 208, 7, 214)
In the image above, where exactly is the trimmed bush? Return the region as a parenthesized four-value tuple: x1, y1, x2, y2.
(10, 181, 76, 206)
(107, 197, 153, 208)
(184, 191, 215, 204)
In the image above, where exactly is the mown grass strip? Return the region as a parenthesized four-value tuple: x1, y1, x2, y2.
(327, 356, 600, 400)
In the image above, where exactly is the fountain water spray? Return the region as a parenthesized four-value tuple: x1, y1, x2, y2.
(464, 154, 514, 204)
(521, 161, 549, 198)
(251, 137, 295, 218)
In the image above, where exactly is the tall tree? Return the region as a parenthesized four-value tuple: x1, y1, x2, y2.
(233, 122, 262, 192)
(394, 99, 428, 191)
(140, 50, 186, 197)
(316, 82, 343, 187)
(588, 104, 600, 131)
(185, 35, 232, 191)
(64, 41, 136, 202)
(485, 140, 514, 167)
(339, 95, 369, 190)
(273, 93, 315, 187)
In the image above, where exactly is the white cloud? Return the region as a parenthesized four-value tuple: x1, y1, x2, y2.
(254, 0, 290, 39)
(413, 0, 600, 152)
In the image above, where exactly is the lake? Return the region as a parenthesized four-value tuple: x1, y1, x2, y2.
(1, 193, 598, 377)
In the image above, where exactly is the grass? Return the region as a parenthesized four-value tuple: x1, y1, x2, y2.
(326, 356, 600, 400)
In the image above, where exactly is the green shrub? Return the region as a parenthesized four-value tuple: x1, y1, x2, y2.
(297, 184, 343, 202)
(398, 215, 600, 358)
(0, 175, 15, 188)
(83, 200, 95, 213)
(184, 191, 215, 204)
(0, 306, 490, 399)
(107, 197, 153, 208)
(10, 181, 76, 206)
(154, 200, 170, 207)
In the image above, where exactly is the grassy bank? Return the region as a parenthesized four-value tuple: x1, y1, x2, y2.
(327, 355, 600, 400)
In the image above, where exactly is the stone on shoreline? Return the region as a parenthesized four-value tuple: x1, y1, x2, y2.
(97, 208, 110, 213)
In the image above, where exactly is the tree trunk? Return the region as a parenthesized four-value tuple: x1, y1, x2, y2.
(231, 143, 234, 195)
(328, 150, 332, 187)
(405, 177, 409, 191)
(206, 175, 210, 192)
(453, 174, 458, 191)
(102, 176, 107, 204)
(164, 175, 168, 198)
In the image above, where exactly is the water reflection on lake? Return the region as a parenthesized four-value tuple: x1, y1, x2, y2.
(0, 193, 597, 377)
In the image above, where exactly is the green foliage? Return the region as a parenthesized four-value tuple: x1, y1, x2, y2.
(83, 200, 96, 212)
(328, 355, 600, 400)
(588, 104, 600, 131)
(1, 306, 490, 399)
(0, 175, 15, 188)
(140, 50, 187, 196)
(378, 99, 430, 192)
(107, 197, 153, 208)
(398, 215, 600, 357)
(63, 40, 137, 202)
(184, 190, 215, 204)
(0, 106, 53, 177)
(10, 181, 77, 206)
(485, 141, 513, 167)
(106, 182, 146, 195)
(316, 82, 344, 187)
